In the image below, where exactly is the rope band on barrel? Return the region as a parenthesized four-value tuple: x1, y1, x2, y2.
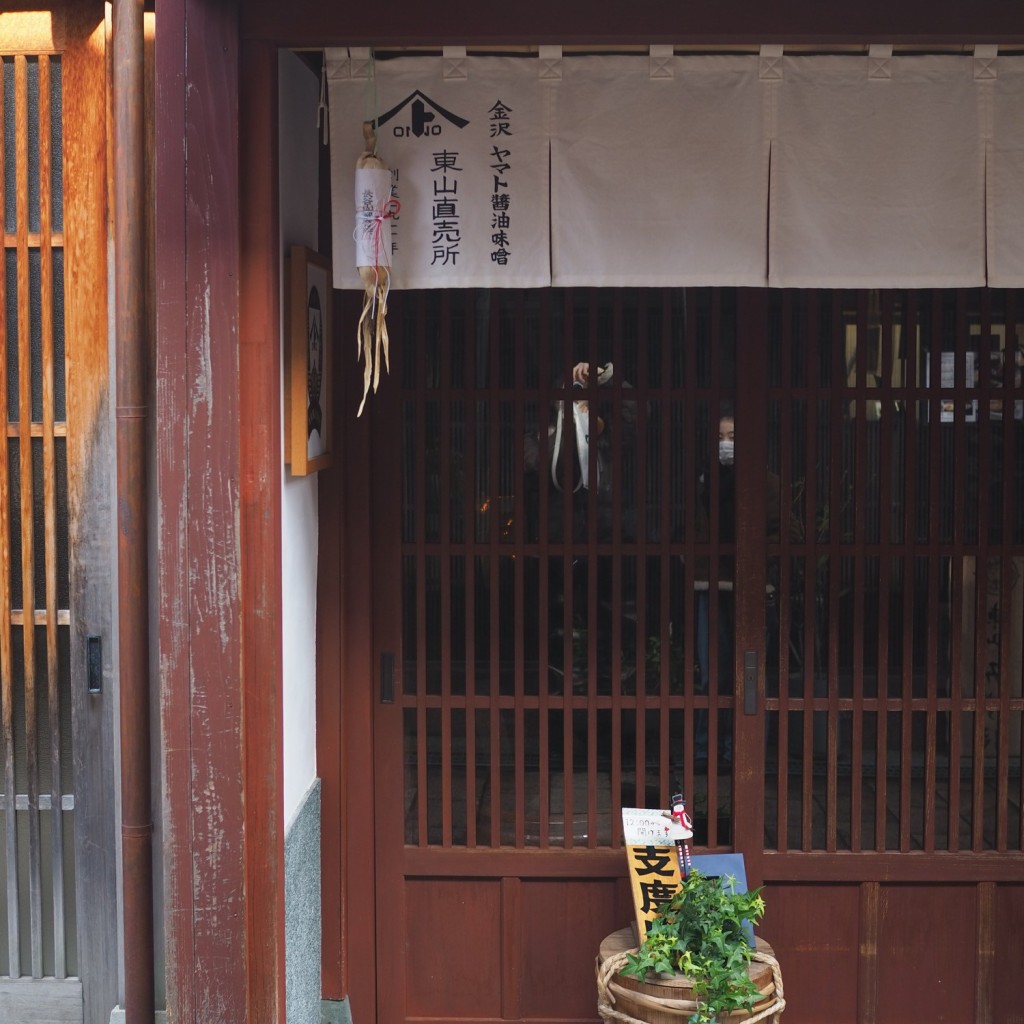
(596, 948, 786, 1024)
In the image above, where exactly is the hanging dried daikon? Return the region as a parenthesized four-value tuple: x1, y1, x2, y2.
(354, 121, 399, 415)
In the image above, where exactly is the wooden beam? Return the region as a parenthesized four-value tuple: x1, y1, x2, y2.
(154, 0, 196, 1014)
(858, 882, 880, 1024)
(323, 293, 379, 1013)
(239, 36, 286, 1024)
(976, 882, 995, 1024)
(241, 0, 1024, 47)
(0, 10, 67, 53)
(0, 978, 83, 1022)
(317, 309, 346, 999)
(155, 1, 248, 1020)
(63, 3, 121, 1021)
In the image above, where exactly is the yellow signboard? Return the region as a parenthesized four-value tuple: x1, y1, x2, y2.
(625, 843, 683, 938)
(621, 806, 692, 938)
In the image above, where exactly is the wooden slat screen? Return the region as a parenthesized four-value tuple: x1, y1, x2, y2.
(764, 289, 1024, 854)
(396, 285, 1023, 862)
(0, 52, 74, 981)
(398, 288, 739, 851)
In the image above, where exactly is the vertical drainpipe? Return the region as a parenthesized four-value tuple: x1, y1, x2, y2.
(113, 1, 155, 1022)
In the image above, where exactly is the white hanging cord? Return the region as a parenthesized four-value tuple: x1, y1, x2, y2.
(317, 51, 329, 144)
(366, 50, 379, 155)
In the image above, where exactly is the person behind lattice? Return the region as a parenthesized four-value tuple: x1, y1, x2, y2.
(522, 361, 639, 545)
(694, 410, 738, 701)
(520, 361, 640, 694)
(692, 405, 791, 764)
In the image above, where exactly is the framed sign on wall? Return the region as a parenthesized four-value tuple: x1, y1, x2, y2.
(286, 245, 333, 474)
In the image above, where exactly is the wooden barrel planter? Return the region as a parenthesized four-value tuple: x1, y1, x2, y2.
(596, 926, 785, 1024)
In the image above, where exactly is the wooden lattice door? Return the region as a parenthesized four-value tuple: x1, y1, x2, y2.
(367, 287, 758, 1024)
(1, 9, 117, 1024)
(350, 281, 1024, 1024)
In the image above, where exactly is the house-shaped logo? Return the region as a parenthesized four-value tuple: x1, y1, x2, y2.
(375, 90, 470, 138)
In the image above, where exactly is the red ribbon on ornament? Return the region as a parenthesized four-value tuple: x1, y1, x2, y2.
(369, 196, 400, 271)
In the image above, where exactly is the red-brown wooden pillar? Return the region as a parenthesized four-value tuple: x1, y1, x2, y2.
(155, 1, 269, 1021)
(239, 33, 287, 1024)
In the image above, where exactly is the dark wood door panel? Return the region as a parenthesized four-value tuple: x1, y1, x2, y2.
(403, 872, 632, 1022)
(405, 879, 504, 1019)
(725, 880, 1020, 1024)
(362, 286, 1024, 1024)
(398, 870, 1022, 1024)
(759, 884, 861, 1024)
(993, 884, 1024, 1023)
(519, 877, 633, 1019)
(876, 885, 976, 1024)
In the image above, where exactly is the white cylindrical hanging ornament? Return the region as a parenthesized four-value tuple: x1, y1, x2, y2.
(354, 121, 398, 415)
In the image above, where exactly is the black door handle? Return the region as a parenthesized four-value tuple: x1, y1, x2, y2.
(380, 651, 395, 704)
(743, 650, 757, 716)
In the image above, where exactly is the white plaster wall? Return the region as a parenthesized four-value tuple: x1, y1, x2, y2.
(279, 50, 321, 829)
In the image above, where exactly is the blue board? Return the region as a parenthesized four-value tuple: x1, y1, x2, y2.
(688, 853, 756, 947)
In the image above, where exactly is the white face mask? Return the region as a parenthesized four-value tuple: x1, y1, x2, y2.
(718, 440, 735, 466)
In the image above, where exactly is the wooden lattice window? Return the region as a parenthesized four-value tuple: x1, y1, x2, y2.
(764, 289, 1024, 855)
(1, 51, 75, 982)
(395, 287, 1023, 860)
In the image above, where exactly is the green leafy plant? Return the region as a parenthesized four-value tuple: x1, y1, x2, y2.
(620, 869, 766, 1024)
